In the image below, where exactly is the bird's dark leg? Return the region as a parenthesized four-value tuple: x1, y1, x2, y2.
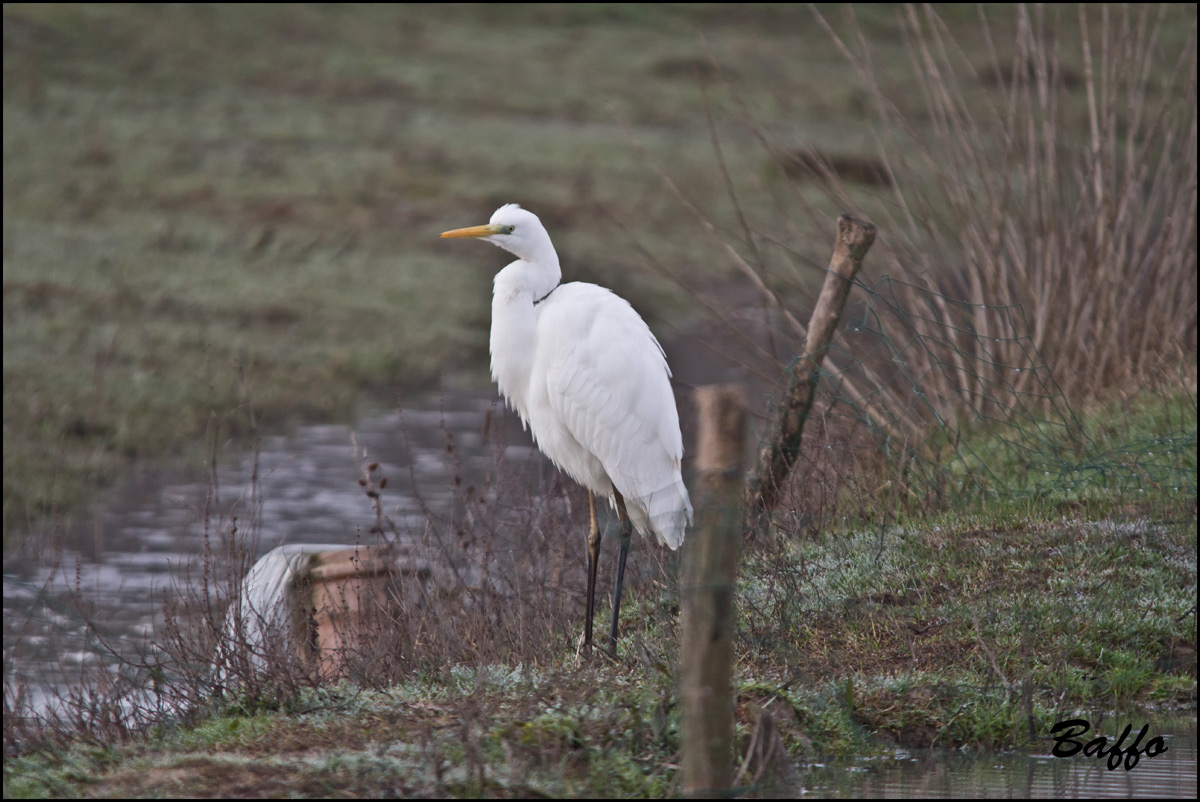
(583, 489, 602, 656)
(607, 489, 633, 658)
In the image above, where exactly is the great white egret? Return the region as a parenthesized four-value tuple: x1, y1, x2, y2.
(441, 204, 692, 657)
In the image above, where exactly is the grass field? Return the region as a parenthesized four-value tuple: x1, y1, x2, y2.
(4, 3, 873, 539)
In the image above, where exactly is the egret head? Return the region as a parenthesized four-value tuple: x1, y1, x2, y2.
(441, 204, 553, 264)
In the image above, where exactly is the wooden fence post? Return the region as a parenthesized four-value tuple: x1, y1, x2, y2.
(681, 384, 747, 796)
(747, 214, 876, 526)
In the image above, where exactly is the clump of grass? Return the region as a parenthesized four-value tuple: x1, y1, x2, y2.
(736, 511, 1195, 748)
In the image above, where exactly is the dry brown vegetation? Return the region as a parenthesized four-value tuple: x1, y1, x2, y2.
(655, 4, 1195, 443)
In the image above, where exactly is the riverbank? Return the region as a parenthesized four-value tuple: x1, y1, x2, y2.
(5, 503, 1195, 795)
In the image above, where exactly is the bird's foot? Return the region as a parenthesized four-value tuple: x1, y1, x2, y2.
(574, 631, 591, 665)
(576, 632, 622, 665)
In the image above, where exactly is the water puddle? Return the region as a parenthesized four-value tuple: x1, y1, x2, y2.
(802, 719, 1197, 797)
(3, 393, 544, 713)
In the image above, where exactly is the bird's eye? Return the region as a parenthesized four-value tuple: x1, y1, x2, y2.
(501, 225, 515, 234)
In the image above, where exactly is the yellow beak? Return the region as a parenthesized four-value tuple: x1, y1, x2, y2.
(440, 223, 504, 239)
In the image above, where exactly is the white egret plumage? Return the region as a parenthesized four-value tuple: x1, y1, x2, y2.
(441, 204, 692, 657)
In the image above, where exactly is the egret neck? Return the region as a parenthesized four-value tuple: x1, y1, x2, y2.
(489, 244, 560, 426)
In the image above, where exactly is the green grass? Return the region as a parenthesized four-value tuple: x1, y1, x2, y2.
(917, 385, 1199, 519)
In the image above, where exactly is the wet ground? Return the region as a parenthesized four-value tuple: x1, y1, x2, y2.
(4, 384, 1196, 797)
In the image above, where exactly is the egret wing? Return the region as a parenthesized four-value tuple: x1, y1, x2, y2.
(535, 284, 691, 547)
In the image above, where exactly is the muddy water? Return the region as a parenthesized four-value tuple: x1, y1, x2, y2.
(3, 393, 544, 713)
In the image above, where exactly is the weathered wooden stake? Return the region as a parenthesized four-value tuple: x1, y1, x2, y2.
(748, 214, 877, 524)
(681, 384, 747, 796)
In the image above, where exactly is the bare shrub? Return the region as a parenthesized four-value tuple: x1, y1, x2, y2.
(838, 4, 1198, 406)
(642, 4, 1196, 527)
(870, 5, 1189, 405)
